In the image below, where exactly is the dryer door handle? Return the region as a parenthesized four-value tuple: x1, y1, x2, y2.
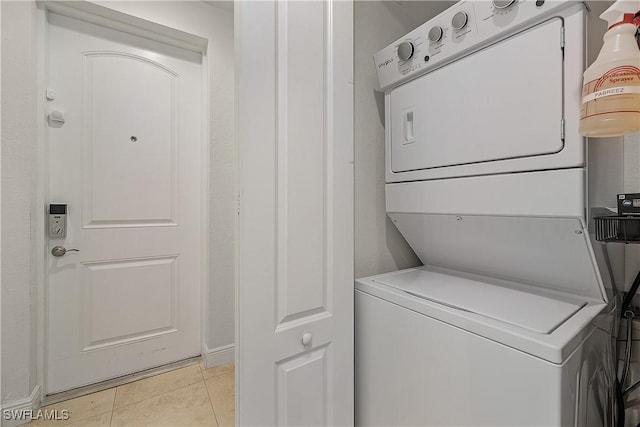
(403, 108, 415, 144)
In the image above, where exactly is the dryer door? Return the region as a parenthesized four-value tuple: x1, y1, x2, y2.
(390, 18, 564, 174)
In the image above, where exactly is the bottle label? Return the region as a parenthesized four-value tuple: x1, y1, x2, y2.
(580, 65, 640, 119)
(582, 86, 640, 103)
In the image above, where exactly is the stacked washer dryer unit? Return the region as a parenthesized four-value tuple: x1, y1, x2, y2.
(356, 1, 620, 426)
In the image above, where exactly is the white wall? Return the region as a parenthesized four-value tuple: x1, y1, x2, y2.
(0, 0, 3, 411)
(0, 0, 235, 409)
(1, 0, 39, 407)
(354, 1, 453, 279)
(584, 5, 640, 423)
(622, 131, 640, 426)
(625, 133, 640, 290)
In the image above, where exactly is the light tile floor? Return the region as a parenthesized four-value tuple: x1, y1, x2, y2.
(27, 362, 235, 427)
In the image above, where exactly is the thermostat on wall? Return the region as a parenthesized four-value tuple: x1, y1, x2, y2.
(617, 194, 640, 216)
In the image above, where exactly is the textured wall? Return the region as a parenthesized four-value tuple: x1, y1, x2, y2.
(1, 0, 38, 404)
(625, 132, 640, 290)
(618, 131, 640, 426)
(354, 1, 453, 279)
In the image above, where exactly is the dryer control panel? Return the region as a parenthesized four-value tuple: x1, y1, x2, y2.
(374, 0, 579, 90)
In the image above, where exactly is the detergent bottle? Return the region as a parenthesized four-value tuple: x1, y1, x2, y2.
(579, 0, 640, 137)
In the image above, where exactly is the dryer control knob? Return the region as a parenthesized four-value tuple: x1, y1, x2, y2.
(397, 41, 414, 61)
(451, 11, 469, 31)
(428, 26, 444, 42)
(493, 0, 516, 9)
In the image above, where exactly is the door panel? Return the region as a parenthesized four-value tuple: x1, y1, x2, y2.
(47, 12, 202, 393)
(276, 346, 330, 426)
(81, 257, 178, 350)
(276, 0, 328, 325)
(390, 18, 564, 173)
(237, 1, 354, 424)
(83, 52, 177, 226)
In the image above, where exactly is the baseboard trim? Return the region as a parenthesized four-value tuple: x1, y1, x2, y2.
(1, 385, 41, 427)
(202, 343, 235, 369)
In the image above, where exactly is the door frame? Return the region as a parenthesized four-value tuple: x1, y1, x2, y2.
(35, 1, 212, 397)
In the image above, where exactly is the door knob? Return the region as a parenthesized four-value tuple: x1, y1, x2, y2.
(301, 333, 312, 346)
(51, 246, 79, 257)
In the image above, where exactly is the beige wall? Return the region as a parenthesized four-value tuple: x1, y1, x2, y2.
(1, 0, 39, 405)
(623, 131, 640, 427)
(625, 132, 640, 289)
(354, 1, 453, 279)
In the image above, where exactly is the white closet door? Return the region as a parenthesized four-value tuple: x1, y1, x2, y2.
(236, 1, 354, 425)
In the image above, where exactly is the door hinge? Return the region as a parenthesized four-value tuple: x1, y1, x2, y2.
(236, 194, 241, 215)
(560, 27, 565, 49)
(561, 118, 565, 140)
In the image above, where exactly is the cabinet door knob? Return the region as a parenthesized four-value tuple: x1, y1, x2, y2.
(301, 333, 312, 346)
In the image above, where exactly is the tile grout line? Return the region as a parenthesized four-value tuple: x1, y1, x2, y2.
(46, 364, 230, 427)
(61, 381, 206, 427)
(203, 376, 221, 427)
(43, 359, 201, 407)
(110, 387, 117, 427)
(39, 389, 117, 427)
(112, 380, 204, 411)
(112, 365, 203, 410)
(200, 363, 235, 382)
(200, 363, 221, 426)
(202, 363, 236, 427)
(43, 409, 113, 427)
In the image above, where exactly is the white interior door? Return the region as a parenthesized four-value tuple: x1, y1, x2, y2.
(47, 12, 202, 393)
(236, 1, 354, 425)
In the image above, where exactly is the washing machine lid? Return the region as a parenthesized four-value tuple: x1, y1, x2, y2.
(384, 210, 609, 303)
(373, 269, 587, 334)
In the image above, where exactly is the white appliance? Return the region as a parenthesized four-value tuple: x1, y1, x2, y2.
(357, 1, 619, 426)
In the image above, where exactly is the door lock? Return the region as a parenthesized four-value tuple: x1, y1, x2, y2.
(49, 204, 67, 238)
(51, 246, 79, 257)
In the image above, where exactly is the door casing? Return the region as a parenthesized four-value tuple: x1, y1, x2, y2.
(35, 0, 212, 397)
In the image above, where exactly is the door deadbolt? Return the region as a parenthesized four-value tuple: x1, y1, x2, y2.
(49, 204, 67, 238)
